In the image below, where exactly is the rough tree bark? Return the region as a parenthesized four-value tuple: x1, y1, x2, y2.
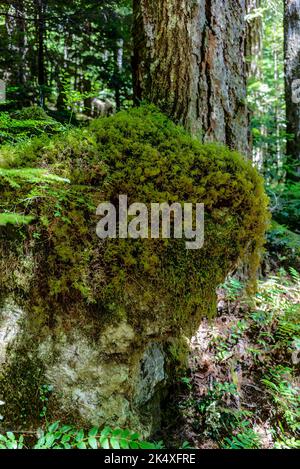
(284, 0, 300, 181)
(133, 0, 249, 155)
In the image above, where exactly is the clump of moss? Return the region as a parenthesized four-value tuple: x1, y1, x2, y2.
(10, 106, 52, 121)
(0, 105, 269, 335)
(0, 343, 46, 429)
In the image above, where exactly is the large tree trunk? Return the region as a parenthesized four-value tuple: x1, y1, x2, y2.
(133, 0, 249, 155)
(284, 0, 300, 182)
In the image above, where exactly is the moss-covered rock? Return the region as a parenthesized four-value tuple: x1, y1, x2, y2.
(0, 105, 269, 434)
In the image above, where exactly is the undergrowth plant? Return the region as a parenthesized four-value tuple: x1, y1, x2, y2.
(0, 107, 66, 145)
(0, 423, 164, 450)
(196, 382, 260, 448)
(178, 268, 300, 449)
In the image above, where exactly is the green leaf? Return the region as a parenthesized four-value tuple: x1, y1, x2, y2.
(18, 435, 24, 449)
(60, 425, 72, 433)
(88, 436, 98, 449)
(45, 433, 55, 447)
(61, 434, 71, 444)
(6, 432, 15, 442)
(75, 429, 85, 442)
(110, 437, 120, 449)
(139, 441, 155, 449)
(100, 437, 110, 449)
(77, 441, 87, 449)
(100, 427, 112, 438)
(129, 441, 139, 449)
(48, 421, 60, 433)
(6, 440, 17, 449)
(88, 427, 99, 437)
(119, 438, 129, 449)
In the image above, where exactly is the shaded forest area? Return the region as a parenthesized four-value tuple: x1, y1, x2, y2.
(0, 0, 132, 112)
(0, 0, 299, 451)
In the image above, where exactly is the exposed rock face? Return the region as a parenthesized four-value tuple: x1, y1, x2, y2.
(0, 106, 268, 435)
(0, 300, 167, 435)
(0, 302, 24, 366)
(135, 344, 165, 406)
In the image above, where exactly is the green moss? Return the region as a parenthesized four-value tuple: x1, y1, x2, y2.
(0, 343, 46, 429)
(0, 105, 269, 334)
(10, 106, 53, 121)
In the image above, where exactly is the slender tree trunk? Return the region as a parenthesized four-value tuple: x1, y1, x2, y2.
(4, 1, 29, 106)
(245, 0, 263, 78)
(82, 20, 92, 115)
(56, 24, 68, 112)
(35, 0, 46, 108)
(83, 77, 92, 115)
(133, 0, 249, 155)
(56, 68, 66, 111)
(274, 48, 281, 170)
(284, 0, 300, 181)
(13, 0, 28, 91)
(245, 0, 263, 162)
(113, 39, 123, 111)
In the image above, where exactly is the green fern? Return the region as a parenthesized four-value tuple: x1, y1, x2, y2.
(0, 168, 70, 188)
(262, 366, 300, 434)
(222, 422, 261, 449)
(289, 267, 300, 283)
(0, 212, 35, 226)
(0, 422, 165, 450)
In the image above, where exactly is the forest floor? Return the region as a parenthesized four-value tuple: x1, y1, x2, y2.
(159, 270, 300, 449)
